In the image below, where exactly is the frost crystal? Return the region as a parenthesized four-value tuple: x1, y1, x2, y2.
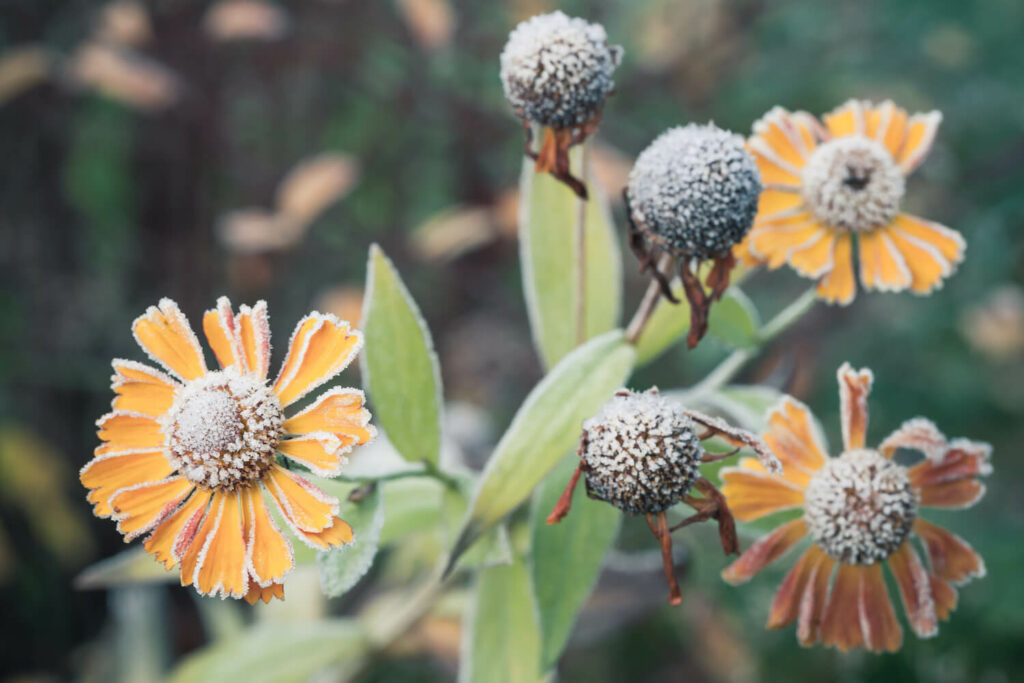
(581, 389, 703, 514)
(802, 135, 905, 232)
(499, 11, 623, 129)
(161, 367, 284, 491)
(627, 123, 761, 258)
(804, 449, 917, 564)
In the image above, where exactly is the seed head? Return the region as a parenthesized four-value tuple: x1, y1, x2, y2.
(581, 389, 703, 514)
(803, 449, 917, 564)
(627, 123, 761, 259)
(161, 367, 284, 491)
(801, 135, 905, 232)
(499, 11, 623, 129)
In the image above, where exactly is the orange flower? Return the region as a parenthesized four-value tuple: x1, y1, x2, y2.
(721, 363, 989, 652)
(81, 297, 375, 603)
(735, 100, 965, 304)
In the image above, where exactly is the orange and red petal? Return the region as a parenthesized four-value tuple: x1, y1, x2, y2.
(879, 418, 948, 460)
(720, 468, 805, 522)
(858, 229, 911, 293)
(887, 541, 939, 638)
(143, 489, 212, 569)
(242, 486, 294, 586)
(282, 387, 375, 446)
(131, 298, 207, 381)
(837, 363, 873, 451)
(273, 313, 362, 407)
(913, 518, 986, 584)
(930, 574, 958, 620)
(795, 546, 835, 645)
(823, 99, 867, 138)
(110, 360, 179, 417)
(908, 437, 992, 489)
(193, 492, 248, 598)
(277, 432, 350, 478)
(857, 563, 903, 653)
(896, 111, 942, 174)
(111, 476, 194, 541)
(816, 233, 856, 305)
(237, 301, 272, 380)
(763, 396, 828, 477)
(293, 515, 354, 551)
(265, 466, 339, 534)
(722, 519, 806, 585)
(820, 564, 864, 651)
(96, 411, 164, 452)
(81, 449, 173, 518)
(202, 296, 247, 372)
(767, 544, 823, 630)
(918, 479, 986, 509)
(244, 578, 285, 604)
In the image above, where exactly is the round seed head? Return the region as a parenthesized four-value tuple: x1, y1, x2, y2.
(803, 449, 917, 564)
(581, 389, 704, 514)
(161, 367, 284, 491)
(627, 123, 761, 258)
(801, 135, 905, 232)
(499, 11, 623, 129)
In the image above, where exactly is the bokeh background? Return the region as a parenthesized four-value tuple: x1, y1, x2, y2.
(2, 0, 1023, 681)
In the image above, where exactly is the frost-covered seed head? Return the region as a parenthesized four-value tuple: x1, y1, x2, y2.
(801, 135, 905, 232)
(803, 449, 917, 564)
(627, 124, 761, 258)
(581, 389, 704, 514)
(499, 11, 623, 129)
(161, 367, 283, 491)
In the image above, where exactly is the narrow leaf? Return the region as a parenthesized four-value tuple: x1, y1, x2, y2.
(74, 548, 176, 588)
(459, 555, 547, 683)
(168, 620, 367, 683)
(317, 483, 385, 597)
(446, 330, 635, 572)
(519, 144, 622, 369)
(361, 244, 443, 464)
(530, 455, 621, 669)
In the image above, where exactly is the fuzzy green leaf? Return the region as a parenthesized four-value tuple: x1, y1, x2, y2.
(519, 144, 622, 369)
(168, 620, 367, 683)
(445, 331, 635, 573)
(317, 482, 385, 597)
(361, 244, 443, 465)
(530, 455, 621, 669)
(707, 288, 760, 349)
(460, 555, 548, 683)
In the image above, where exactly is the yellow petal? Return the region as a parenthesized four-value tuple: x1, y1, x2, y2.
(282, 388, 375, 445)
(896, 111, 942, 174)
(242, 487, 294, 586)
(858, 229, 911, 292)
(265, 466, 338, 533)
(720, 468, 805, 521)
(237, 301, 272, 380)
(823, 99, 866, 138)
(110, 360, 178, 416)
(111, 476, 194, 541)
(202, 296, 246, 371)
(273, 313, 362, 407)
(816, 233, 856, 305)
(194, 492, 248, 598)
(144, 489, 212, 569)
(131, 298, 207, 381)
(81, 449, 173, 518)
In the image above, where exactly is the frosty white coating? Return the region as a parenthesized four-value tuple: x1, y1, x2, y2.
(581, 389, 703, 514)
(803, 448, 917, 564)
(801, 135, 905, 232)
(627, 123, 761, 258)
(161, 367, 284, 491)
(499, 11, 622, 128)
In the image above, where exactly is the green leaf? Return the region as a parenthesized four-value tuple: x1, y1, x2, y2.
(460, 555, 548, 683)
(168, 620, 367, 683)
(707, 288, 760, 349)
(519, 144, 622, 369)
(633, 279, 688, 366)
(317, 483, 385, 597)
(530, 455, 621, 669)
(74, 548, 177, 589)
(378, 477, 445, 544)
(445, 330, 635, 573)
(361, 244, 443, 465)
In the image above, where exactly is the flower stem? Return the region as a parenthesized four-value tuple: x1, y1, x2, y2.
(574, 145, 589, 346)
(625, 253, 674, 345)
(337, 462, 460, 492)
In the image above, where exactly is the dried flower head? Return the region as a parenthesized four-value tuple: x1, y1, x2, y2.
(735, 100, 965, 305)
(81, 297, 376, 603)
(548, 388, 779, 605)
(579, 389, 704, 514)
(500, 11, 623, 198)
(625, 123, 761, 348)
(721, 364, 991, 652)
(500, 11, 622, 129)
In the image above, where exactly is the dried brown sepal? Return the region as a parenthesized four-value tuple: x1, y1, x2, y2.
(546, 459, 585, 525)
(682, 408, 783, 474)
(623, 192, 679, 303)
(523, 118, 601, 200)
(647, 511, 682, 605)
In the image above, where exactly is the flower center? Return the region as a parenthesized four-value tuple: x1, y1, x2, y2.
(803, 449, 916, 564)
(161, 368, 284, 491)
(801, 135, 904, 232)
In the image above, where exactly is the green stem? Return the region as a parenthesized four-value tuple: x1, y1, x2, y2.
(691, 286, 817, 396)
(337, 462, 461, 491)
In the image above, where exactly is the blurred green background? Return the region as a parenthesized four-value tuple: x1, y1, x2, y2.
(1, 0, 1022, 681)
